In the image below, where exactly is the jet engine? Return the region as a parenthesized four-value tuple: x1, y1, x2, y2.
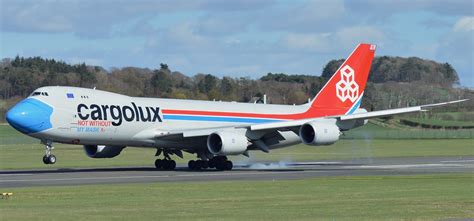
(207, 131, 249, 155)
(299, 121, 340, 146)
(83, 145, 126, 158)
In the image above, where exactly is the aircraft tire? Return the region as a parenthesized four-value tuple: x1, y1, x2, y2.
(188, 160, 196, 170)
(224, 160, 233, 170)
(215, 160, 226, 171)
(163, 160, 176, 170)
(168, 160, 176, 170)
(48, 155, 57, 164)
(155, 159, 163, 169)
(200, 160, 209, 169)
(162, 160, 170, 170)
(43, 155, 50, 164)
(208, 158, 216, 168)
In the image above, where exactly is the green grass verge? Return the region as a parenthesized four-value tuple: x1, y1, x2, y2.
(344, 121, 474, 139)
(0, 124, 37, 144)
(1, 174, 473, 220)
(1, 124, 473, 170)
(1, 139, 473, 170)
(422, 111, 474, 121)
(402, 117, 474, 127)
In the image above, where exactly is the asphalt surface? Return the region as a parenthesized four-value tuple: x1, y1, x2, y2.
(0, 156, 473, 188)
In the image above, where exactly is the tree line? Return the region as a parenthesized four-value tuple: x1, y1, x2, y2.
(0, 55, 472, 121)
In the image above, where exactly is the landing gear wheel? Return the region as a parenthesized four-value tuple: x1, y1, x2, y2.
(224, 160, 233, 170)
(215, 160, 225, 171)
(43, 155, 50, 164)
(215, 160, 233, 171)
(200, 160, 209, 169)
(208, 159, 216, 168)
(48, 155, 56, 164)
(188, 160, 197, 170)
(155, 159, 163, 169)
(171, 160, 176, 170)
(162, 160, 176, 170)
(188, 160, 211, 170)
(42, 141, 56, 165)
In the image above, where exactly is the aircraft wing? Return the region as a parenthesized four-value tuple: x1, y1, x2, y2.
(149, 99, 467, 140)
(155, 127, 235, 140)
(338, 99, 467, 121)
(248, 99, 468, 132)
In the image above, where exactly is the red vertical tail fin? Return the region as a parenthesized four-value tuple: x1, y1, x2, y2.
(306, 43, 376, 117)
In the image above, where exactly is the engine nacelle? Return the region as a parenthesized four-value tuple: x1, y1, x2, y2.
(299, 121, 340, 146)
(83, 145, 125, 158)
(207, 131, 249, 155)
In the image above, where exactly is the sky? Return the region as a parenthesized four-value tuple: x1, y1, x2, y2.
(1, 0, 473, 87)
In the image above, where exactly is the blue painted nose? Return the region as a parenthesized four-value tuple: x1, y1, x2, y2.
(6, 98, 53, 134)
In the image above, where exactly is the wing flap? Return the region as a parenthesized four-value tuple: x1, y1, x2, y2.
(248, 119, 308, 131)
(154, 126, 242, 140)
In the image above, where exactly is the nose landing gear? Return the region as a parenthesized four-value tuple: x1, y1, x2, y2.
(42, 141, 56, 164)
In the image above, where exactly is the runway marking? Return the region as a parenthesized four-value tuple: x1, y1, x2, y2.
(0, 170, 329, 183)
(289, 162, 343, 165)
(0, 173, 33, 176)
(1, 160, 472, 186)
(441, 160, 474, 163)
(344, 163, 467, 169)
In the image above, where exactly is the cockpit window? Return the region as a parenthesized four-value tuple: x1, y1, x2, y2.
(30, 91, 49, 97)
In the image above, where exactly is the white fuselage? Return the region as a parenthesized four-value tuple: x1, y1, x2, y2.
(28, 86, 309, 149)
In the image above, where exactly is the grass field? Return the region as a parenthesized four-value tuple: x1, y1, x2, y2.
(1, 139, 473, 170)
(344, 121, 474, 139)
(1, 174, 473, 220)
(1, 123, 473, 170)
(402, 117, 474, 127)
(1, 122, 473, 220)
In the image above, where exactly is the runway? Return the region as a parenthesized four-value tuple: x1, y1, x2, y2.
(1, 156, 473, 188)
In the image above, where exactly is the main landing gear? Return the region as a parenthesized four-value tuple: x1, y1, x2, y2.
(42, 141, 56, 164)
(154, 158, 176, 170)
(154, 148, 177, 170)
(188, 156, 233, 171)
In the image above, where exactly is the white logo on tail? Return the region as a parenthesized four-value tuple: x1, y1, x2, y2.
(336, 65, 359, 102)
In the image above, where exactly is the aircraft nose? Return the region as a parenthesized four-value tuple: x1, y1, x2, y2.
(6, 98, 53, 134)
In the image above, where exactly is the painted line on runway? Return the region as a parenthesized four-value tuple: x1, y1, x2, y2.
(343, 163, 467, 169)
(441, 160, 474, 163)
(0, 173, 33, 176)
(289, 162, 343, 165)
(0, 170, 330, 183)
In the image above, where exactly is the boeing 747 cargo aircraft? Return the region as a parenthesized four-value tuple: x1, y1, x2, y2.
(5, 44, 465, 170)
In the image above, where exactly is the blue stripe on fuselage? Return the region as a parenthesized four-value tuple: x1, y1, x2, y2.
(163, 115, 283, 123)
